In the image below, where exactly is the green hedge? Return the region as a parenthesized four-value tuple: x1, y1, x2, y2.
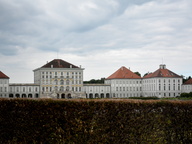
(180, 92, 192, 98)
(0, 99, 192, 144)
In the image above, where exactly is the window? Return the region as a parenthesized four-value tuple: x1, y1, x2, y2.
(60, 80, 64, 85)
(54, 86, 58, 91)
(66, 80, 69, 85)
(55, 80, 58, 85)
(60, 86, 64, 91)
(173, 84, 175, 90)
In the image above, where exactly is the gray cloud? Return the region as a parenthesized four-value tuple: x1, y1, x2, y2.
(0, 0, 155, 55)
(0, 0, 192, 82)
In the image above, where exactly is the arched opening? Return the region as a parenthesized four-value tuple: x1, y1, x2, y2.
(57, 93, 60, 99)
(16, 94, 20, 98)
(106, 93, 110, 98)
(95, 93, 99, 98)
(9, 94, 14, 98)
(89, 93, 93, 99)
(67, 93, 72, 99)
(86, 94, 88, 98)
(101, 93, 104, 98)
(61, 93, 65, 99)
(35, 93, 39, 98)
(28, 94, 32, 98)
(22, 94, 27, 98)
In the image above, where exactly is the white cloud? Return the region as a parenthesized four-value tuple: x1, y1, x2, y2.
(0, 0, 192, 82)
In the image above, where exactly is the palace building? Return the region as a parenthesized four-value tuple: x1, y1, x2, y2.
(0, 59, 191, 99)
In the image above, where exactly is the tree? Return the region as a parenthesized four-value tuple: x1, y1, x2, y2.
(134, 72, 141, 77)
(84, 78, 105, 84)
(143, 72, 150, 77)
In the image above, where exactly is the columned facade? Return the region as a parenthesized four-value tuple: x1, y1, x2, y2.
(33, 59, 86, 98)
(9, 84, 40, 98)
(83, 84, 111, 98)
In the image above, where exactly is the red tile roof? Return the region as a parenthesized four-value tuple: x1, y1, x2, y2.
(41, 59, 79, 68)
(106, 66, 141, 79)
(184, 78, 192, 85)
(143, 66, 182, 78)
(0, 71, 9, 79)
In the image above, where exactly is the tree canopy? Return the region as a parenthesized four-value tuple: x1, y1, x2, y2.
(84, 78, 105, 84)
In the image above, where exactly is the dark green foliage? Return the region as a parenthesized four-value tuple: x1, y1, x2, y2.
(180, 92, 192, 98)
(134, 71, 141, 77)
(129, 96, 159, 100)
(83, 78, 105, 84)
(0, 99, 192, 143)
(183, 76, 191, 83)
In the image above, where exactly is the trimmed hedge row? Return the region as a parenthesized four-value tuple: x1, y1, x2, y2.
(181, 92, 192, 98)
(0, 99, 192, 144)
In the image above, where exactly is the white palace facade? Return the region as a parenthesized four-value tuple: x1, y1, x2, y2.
(0, 59, 192, 99)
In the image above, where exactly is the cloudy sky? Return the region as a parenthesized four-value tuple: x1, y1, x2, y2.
(0, 0, 192, 83)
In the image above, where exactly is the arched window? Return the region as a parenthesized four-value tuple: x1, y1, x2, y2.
(66, 86, 70, 91)
(54, 86, 58, 91)
(66, 80, 69, 85)
(60, 80, 64, 85)
(55, 80, 58, 85)
(60, 86, 64, 91)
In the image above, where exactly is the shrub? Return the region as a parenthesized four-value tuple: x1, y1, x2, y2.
(0, 99, 192, 143)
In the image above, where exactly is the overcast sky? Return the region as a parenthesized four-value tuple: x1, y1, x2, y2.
(0, 0, 192, 83)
